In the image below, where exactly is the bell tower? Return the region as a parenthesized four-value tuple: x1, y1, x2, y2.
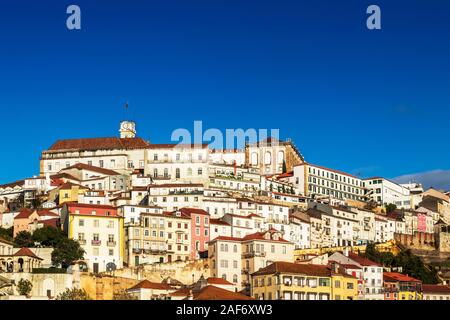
(119, 120, 136, 138)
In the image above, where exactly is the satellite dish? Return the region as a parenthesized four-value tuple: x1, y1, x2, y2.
(106, 262, 116, 272)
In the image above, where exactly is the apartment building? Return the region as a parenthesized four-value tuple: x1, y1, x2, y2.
(292, 163, 365, 202)
(250, 261, 358, 300)
(62, 203, 124, 273)
(363, 177, 411, 209)
(329, 251, 384, 300)
(147, 183, 204, 211)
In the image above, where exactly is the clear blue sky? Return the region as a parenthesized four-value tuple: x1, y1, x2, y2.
(0, 0, 449, 185)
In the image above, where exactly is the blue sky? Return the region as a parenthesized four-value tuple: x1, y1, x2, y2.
(0, 0, 449, 188)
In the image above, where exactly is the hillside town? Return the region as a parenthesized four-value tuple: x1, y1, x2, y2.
(1, 120, 450, 300)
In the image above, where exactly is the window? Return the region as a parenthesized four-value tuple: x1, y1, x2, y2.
(109, 249, 114, 256)
(93, 220, 99, 228)
(79, 219, 84, 227)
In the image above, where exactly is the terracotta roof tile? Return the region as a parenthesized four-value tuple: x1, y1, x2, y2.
(193, 286, 253, 300)
(45, 137, 150, 152)
(128, 280, 175, 291)
(252, 261, 331, 277)
(422, 284, 450, 294)
(207, 277, 234, 286)
(383, 272, 421, 283)
(14, 247, 43, 260)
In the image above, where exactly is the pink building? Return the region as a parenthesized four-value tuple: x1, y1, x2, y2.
(417, 213, 427, 233)
(179, 208, 210, 259)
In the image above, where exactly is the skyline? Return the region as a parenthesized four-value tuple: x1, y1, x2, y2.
(1, 0, 450, 188)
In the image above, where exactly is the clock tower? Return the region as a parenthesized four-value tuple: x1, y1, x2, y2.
(119, 120, 136, 138)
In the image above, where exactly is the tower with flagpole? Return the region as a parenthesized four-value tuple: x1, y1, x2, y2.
(119, 102, 136, 138)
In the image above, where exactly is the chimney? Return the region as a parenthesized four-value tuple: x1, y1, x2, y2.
(332, 262, 339, 274)
(343, 247, 349, 257)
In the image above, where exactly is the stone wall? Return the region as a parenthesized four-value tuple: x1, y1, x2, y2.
(3, 272, 73, 298)
(110, 259, 210, 285)
(80, 274, 139, 300)
(394, 232, 436, 251)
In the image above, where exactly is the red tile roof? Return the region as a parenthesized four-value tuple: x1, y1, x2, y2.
(207, 277, 234, 286)
(14, 208, 34, 219)
(209, 219, 230, 226)
(383, 272, 421, 283)
(209, 236, 242, 242)
(179, 208, 210, 216)
(242, 230, 290, 243)
(37, 210, 59, 217)
(14, 247, 43, 260)
(0, 180, 25, 189)
(193, 285, 253, 300)
(46, 137, 150, 152)
(348, 252, 381, 267)
(59, 182, 89, 190)
(422, 284, 450, 294)
(252, 261, 331, 277)
(128, 280, 175, 291)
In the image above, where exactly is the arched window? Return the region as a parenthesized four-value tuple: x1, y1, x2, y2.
(153, 168, 158, 178)
(233, 274, 238, 283)
(195, 241, 200, 251)
(277, 151, 284, 164)
(175, 168, 180, 179)
(187, 168, 193, 176)
(233, 244, 238, 253)
(251, 152, 258, 166)
(264, 151, 271, 165)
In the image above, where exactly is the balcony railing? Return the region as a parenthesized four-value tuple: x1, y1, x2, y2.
(107, 241, 116, 247)
(144, 249, 168, 254)
(242, 252, 266, 258)
(77, 239, 86, 245)
(91, 240, 101, 246)
(132, 248, 142, 254)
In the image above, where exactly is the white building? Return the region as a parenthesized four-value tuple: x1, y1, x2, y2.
(292, 163, 365, 202)
(363, 177, 411, 209)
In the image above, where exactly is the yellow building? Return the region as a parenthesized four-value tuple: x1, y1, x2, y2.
(58, 182, 89, 204)
(383, 272, 422, 300)
(63, 203, 124, 273)
(251, 261, 358, 300)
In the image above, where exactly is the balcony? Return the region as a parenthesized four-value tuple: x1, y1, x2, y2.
(91, 240, 101, 246)
(242, 252, 266, 258)
(107, 241, 116, 247)
(132, 248, 142, 254)
(77, 239, 86, 245)
(152, 175, 172, 180)
(144, 249, 168, 254)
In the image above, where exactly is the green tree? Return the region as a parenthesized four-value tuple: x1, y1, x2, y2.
(14, 231, 33, 247)
(0, 227, 13, 242)
(385, 203, 397, 214)
(51, 238, 85, 268)
(56, 288, 91, 300)
(32, 226, 64, 247)
(17, 279, 33, 296)
(363, 243, 439, 284)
